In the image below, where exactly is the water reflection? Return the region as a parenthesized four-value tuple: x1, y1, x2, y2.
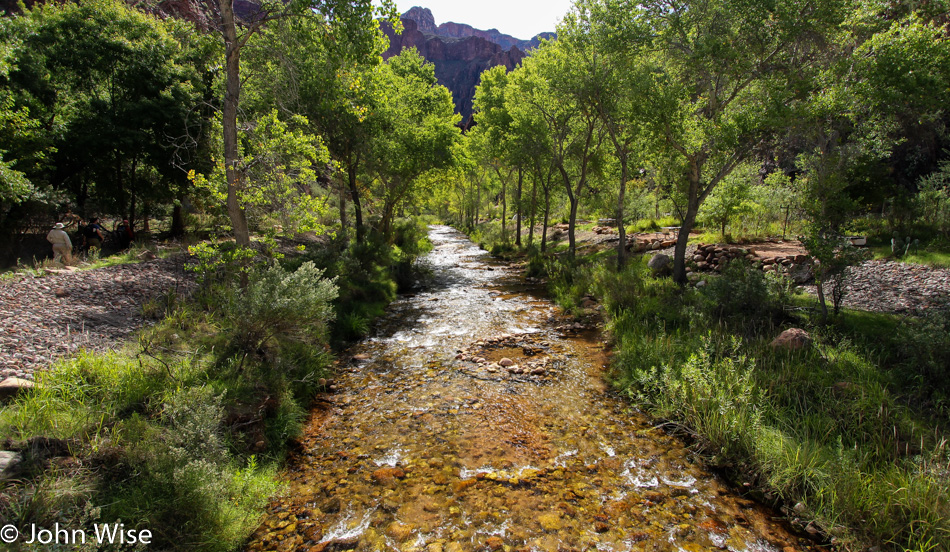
(246, 226, 818, 552)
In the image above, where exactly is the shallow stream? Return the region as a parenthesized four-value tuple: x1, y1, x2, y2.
(246, 226, 817, 552)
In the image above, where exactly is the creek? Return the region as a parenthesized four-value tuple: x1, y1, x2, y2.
(246, 226, 816, 552)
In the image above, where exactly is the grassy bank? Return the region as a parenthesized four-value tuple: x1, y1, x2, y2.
(540, 255, 950, 551)
(0, 219, 432, 551)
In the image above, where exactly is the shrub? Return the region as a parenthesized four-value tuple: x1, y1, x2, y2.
(895, 308, 950, 411)
(697, 259, 790, 331)
(630, 333, 762, 457)
(223, 261, 337, 355)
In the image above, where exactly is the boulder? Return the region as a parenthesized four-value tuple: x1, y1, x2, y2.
(498, 358, 515, 367)
(0, 377, 34, 401)
(770, 328, 812, 351)
(0, 451, 21, 479)
(788, 263, 813, 284)
(648, 253, 672, 276)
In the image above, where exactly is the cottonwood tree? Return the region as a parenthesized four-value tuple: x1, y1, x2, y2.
(507, 41, 604, 260)
(472, 66, 517, 244)
(364, 49, 460, 241)
(561, 3, 649, 267)
(0, 0, 207, 226)
(795, 6, 950, 319)
(575, 0, 846, 283)
(179, 0, 394, 245)
(242, 14, 391, 244)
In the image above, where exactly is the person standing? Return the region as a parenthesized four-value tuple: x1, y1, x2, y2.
(84, 217, 105, 250)
(46, 222, 72, 264)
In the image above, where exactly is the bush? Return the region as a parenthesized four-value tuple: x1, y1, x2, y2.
(697, 259, 790, 331)
(223, 261, 337, 355)
(591, 258, 696, 334)
(895, 308, 950, 411)
(631, 333, 762, 457)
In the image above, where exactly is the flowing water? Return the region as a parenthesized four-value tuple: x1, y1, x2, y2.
(246, 226, 818, 552)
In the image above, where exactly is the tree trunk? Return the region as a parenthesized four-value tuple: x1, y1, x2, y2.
(116, 152, 126, 223)
(474, 177, 480, 227)
(128, 155, 137, 232)
(382, 194, 396, 243)
(338, 175, 347, 238)
(617, 155, 627, 268)
(556, 163, 578, 260)
(541, 185, 550, 253)
(347, 161, 364, 244)
(502, 179, 507, 242)
(171, 203, 185, 238)
(815, 274, 829, 321)
(220, 0, 250, 247)
(568, 197, 579, 260)
(528, 170, 537, 246)
(515, 167, 523, 247)
(673, 166, 702, 285)
(783, 205, 790, 239)
(498, 168, 507, 242)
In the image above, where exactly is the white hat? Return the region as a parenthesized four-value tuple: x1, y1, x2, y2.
(54, 223, 64, 229)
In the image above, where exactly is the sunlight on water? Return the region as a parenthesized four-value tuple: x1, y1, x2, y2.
(319, 510, 373, 543)
(245, 226, 817, 552)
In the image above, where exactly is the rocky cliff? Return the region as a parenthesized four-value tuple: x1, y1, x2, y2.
(382, 7, 554, 123)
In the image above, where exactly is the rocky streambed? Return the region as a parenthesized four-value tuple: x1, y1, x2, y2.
(246, 226, 818, 552)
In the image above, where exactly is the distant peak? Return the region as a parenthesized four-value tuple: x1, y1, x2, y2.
(402, 6, 436, 33)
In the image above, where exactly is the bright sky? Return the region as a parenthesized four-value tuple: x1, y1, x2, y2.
(385, 1, 575, 40)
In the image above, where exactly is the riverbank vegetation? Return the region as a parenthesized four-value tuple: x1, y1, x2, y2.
(0, 219, 432, 550)
(536, 254, 950, 551)
(446, 1, 950, 550)
(2, 0, 950, 550)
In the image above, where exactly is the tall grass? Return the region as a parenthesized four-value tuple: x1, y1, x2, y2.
(548, 256, 950, 551)
(0, 261, 341, 551)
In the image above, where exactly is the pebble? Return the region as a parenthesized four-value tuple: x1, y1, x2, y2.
(0, 256, 194, 382)
(804, 260, 950, 314)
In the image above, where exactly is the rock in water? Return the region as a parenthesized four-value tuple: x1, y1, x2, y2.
(770, 328, 812, 350)
(648, 253, 672, 276)
(372, 467, 407, 484)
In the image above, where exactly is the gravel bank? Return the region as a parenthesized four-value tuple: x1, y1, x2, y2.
(0, 256, 194, 382)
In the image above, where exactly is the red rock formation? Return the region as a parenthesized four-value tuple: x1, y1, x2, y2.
(402, 6, 437, 33)
(381, 16, 527, 121)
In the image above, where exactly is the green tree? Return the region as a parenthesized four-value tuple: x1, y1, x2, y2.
(195, 0, 394, 246)
(508, 40, 605, 259)
(364, 49, 460, 241)
(0, 0, 209, 231)
(243, 14, 389, 244)
(561, 2, 648, 266)
(575, 0, 847, 283)
(699, 163, 755, 239)
(794, 5, 950, 318)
